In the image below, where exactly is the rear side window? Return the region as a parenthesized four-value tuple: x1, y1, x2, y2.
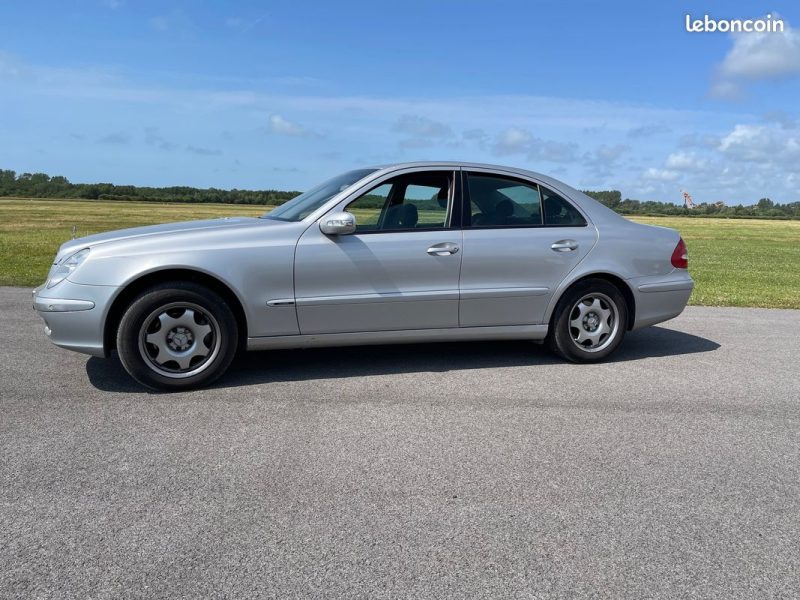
(466, 174, 542, 227)
(541, 188, 587, 226)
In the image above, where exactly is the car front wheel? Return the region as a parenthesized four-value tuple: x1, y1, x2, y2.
(116, 282, 238, 391)
(549, 279, 628, 363)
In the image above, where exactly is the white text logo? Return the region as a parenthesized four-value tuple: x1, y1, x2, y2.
(685, 14, 784, 33)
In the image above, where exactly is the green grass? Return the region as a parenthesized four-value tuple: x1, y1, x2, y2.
(1, 198, 798, 308)
(629, 216, 800, 309)
(0, 198, 270, 288)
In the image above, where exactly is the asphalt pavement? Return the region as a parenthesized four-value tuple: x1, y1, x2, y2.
(1, 286, 798, 599)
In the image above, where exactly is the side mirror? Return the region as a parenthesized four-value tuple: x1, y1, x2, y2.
(319, 211, 357, 235)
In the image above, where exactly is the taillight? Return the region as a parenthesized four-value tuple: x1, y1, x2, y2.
(671, 237, 688, 269)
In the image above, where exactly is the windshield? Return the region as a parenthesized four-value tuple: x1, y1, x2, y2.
(262, 169, 377, 222)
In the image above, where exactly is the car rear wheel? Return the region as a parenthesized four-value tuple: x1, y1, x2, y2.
(116, 282, 238, 391)
(549, 279, 628, 363)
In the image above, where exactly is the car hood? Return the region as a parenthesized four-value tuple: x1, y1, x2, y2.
(55, 217, 264, 260)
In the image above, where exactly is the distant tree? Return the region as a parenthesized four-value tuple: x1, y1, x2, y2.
(757, 197, 774, 211)
(83, 185, 100, 200)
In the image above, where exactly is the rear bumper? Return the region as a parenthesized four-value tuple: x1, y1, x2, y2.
(32, 281, 119, 357)
(629, 271, 694, 330)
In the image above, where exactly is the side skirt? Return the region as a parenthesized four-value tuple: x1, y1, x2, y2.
(247, 324, 548, 351)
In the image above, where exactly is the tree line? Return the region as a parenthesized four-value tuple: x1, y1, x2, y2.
(0, 170, 300, 205)
(1, 169, 798, 219)
(584, 190, 800, 219)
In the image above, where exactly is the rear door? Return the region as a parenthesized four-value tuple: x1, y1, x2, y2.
(294, 168, 463, 334)
(459, 169, 597, 326)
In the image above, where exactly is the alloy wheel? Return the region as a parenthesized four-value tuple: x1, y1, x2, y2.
(138, 302, 221, 378)
(568, 293, 619, 353)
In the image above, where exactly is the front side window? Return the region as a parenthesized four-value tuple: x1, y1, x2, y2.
(466, 174, 542, 227)
(346, 171, 452, 233)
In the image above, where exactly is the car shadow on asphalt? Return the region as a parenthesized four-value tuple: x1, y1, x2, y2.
(85, 325, 720, 393)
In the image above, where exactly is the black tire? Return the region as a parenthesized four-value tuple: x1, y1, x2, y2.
(548, 278, 628, 363)
(116, 282, 238, 391)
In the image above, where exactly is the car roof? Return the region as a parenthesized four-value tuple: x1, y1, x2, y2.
(370, 161, 547, 178)
(369, 161, 579, 198)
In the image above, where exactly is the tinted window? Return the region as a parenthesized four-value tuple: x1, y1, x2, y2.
(541, 188, 587, 226)
(467, 174, 542, 227)
(346, 172, 452, 233)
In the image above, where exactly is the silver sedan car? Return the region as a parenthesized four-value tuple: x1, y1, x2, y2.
(33, 162, 693, 390)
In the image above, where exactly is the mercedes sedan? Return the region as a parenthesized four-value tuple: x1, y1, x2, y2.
(33, 162, 693, 390)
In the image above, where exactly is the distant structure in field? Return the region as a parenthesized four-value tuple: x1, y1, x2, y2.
(681, 190, 695, 209)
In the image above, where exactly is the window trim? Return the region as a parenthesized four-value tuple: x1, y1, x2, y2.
(461, 170, 588, 229)
(342, 170, 459, 235)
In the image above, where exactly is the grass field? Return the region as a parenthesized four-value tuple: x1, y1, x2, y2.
(1, 198, 798, 308)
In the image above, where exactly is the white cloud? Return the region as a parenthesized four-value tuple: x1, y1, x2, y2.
(490, 127, 580, 163)
(529, 140, 579, 164)
(392, 115, 453, 139)
(635, 121, 800, 203)
(643, 168, 679, 182)
(720, 18, 800, 79)
(665, 152, 709, 172)
(591, 144, 628, 164)
(717, 123, 800, 164)
(492, 127, 533, 155)
(711, 15, 800, 98)
(268, 114, 314, 137)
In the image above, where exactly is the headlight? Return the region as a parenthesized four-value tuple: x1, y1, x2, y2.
(46, 248, 90, 288)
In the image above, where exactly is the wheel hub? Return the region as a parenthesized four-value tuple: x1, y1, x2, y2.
(568, 293, 620, 353)
(167, 326, 194, 351)
(139, 303, 221, 378)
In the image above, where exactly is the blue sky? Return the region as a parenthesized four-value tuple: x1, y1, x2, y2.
(1, 1, 799, 204)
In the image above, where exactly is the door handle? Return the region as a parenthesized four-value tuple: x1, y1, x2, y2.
(551, 239, 578, 252)
(427, 242, 460, 256)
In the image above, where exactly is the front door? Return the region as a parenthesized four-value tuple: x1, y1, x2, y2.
(294, 169, 463, 334)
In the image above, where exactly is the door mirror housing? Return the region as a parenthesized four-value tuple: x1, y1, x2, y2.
(320, 211, 357, 235)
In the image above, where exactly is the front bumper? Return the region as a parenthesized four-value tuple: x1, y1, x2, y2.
(32, 281, 119, 357)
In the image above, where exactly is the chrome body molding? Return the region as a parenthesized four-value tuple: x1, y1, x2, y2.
(247, 324, 549, 351)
